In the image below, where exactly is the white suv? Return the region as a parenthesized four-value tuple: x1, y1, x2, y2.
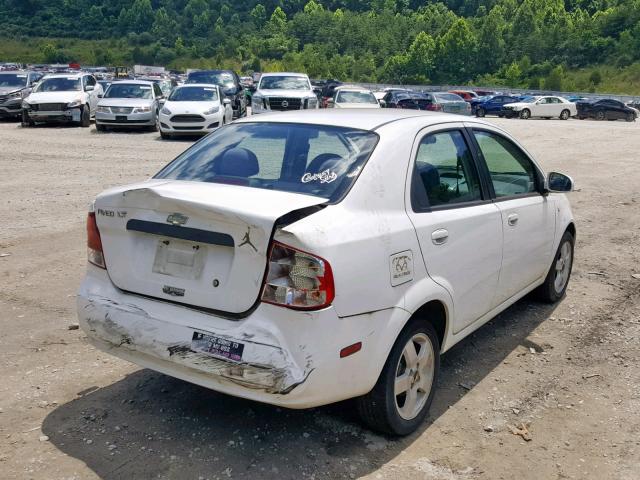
(251, 72, 318, 114)
(78, 110, 575, 435)
(22, 72, 102, 127)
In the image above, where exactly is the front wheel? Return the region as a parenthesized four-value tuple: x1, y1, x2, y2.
(475, 107, 486, 117)
(595, 110, 605, 121)
(519, 108, 531, 119)
(80, 106, 91, 127)
(21, 110, 34, 127)
(356, 320, 440, 436)
(559, 109, 570, 120)
(626, 112, 635, 122)
(536, 230, 574, 303)
(95, 122, 105, 132)
(160, 130, 172, 140)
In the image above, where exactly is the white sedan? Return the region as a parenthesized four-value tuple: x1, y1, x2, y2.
(78, 110, 575, 435)
(503, 95, 577, 120)
(329, 87, 381, 109)
(158, 84, 232, 139)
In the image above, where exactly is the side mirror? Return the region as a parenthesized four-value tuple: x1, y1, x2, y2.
(546, 172, 574, 193)
(223, 98, 232, 105)
(85, 85, 95, 92)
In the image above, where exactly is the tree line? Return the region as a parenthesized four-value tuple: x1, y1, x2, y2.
(1, 0, 639, 92)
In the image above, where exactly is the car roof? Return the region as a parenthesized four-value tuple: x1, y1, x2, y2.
(234, 109, 484, 131)
(260, 72, 309, 78)
(108, 79, 155, 86)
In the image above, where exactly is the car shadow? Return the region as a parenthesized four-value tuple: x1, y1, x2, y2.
(42, 297, 558, 479)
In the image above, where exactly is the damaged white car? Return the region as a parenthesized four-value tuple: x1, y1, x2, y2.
(78, 110, 575, 435)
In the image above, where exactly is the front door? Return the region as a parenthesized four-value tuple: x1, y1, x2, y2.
(406, 125, 503, 334)
(470, 128, 556, 304)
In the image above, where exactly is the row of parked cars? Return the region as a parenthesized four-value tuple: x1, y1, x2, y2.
(2, 69, 637, 138)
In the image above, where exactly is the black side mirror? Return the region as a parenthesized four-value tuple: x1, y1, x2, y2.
(546, 172, 574, 192)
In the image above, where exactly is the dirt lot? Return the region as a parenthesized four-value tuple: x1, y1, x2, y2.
(0, 117, 639, 480)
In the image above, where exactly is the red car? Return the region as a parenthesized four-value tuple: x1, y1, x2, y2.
(448, 90, 478, 102)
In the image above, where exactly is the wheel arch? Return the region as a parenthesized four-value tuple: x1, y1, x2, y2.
(408, 300, 449, 352)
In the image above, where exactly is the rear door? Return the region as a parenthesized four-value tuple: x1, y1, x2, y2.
(406, 123, 503, 334)
(469, 127, 555, 304)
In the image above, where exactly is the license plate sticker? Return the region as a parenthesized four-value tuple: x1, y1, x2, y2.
(192, 332, 244, 361)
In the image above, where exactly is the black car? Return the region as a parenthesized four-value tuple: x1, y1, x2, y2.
(186, 70, 247, 118)
(381, 90, 429, 109)
(576, 99, 637, 122)
(0, 71, 43, 118)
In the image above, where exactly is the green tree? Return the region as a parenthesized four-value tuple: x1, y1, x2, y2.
(436, 18, 478, 83)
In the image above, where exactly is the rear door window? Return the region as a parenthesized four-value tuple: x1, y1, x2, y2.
(412, 130, 483, 209)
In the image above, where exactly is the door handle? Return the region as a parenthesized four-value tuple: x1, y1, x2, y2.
(431, 229, 449, 245)
(507, 213, 519, 226)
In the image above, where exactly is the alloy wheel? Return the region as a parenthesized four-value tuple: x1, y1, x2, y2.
(394, 333, 435, 420)
(554, 241, 572, 294)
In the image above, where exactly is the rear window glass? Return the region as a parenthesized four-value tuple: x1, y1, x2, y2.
(155, 123, 379, 202)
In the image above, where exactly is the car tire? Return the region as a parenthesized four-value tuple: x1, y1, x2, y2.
(21, 110, 34, 128)
(559, 109, 570, 120)
(519, 109, 531, 119)
(80, 106, 91, 127)
(160, 130, 171, 140)
(356, 320, 440, 436)
(476, 107, 486, 117)
(595, 110, 605, 121)
(150, 111, 159, 132)
(626, 112, 635, 122)
(535, 230, 574, 303)
(95, 123, 105, 132)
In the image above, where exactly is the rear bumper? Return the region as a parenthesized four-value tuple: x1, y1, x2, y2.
(78, 266, 393, 408)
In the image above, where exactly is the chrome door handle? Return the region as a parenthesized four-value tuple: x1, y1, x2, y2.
(507, 213, 519, 226)
(431, 229, 449, 245)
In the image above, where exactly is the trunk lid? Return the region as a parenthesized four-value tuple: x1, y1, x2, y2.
(94, 179, 326, 314)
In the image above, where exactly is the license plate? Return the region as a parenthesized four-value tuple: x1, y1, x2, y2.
(116, 115, 128, 121)
(192, 332, 244, 361)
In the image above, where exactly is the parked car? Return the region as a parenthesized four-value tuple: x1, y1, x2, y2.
(0, 71, 42, 118)
(78, 109, 575, 436)
(21, 72, 102, 127)
(473, 95, 520, 118)
(251, 72, 318, 114)
(329, 87, 381, 109)
(448, 90, 478, 102)
(97, 80, 112, 92)
(432, 92, 472, 115)
(186, 70, 247, 119)
(158, 84, 232, 139)
(503, 96, 576, 120)
(576, 99, 637, 122)
(474, 89, 497, 97)
(137, 76, 176, 98)
(380, 91, 431, 109)
(95, 80, 164, 132)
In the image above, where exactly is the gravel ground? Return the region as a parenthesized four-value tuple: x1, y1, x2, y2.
(0, 117, 639, 480)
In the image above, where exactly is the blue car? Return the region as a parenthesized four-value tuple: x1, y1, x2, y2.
(473, 95, 520, 117)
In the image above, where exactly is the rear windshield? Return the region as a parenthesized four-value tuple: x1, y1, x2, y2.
(169, 86, 218, 101)
(155, 122, 379, 202)
(105, 83, 153, 99)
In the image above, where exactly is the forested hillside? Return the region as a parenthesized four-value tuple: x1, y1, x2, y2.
(1, 0, 640, 93)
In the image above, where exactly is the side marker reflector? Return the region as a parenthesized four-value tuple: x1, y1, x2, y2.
(340, 342, 362, 358)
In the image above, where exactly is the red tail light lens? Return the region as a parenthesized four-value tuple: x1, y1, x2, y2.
(261, 242, 334, 310)
(87, 212, 106, 269)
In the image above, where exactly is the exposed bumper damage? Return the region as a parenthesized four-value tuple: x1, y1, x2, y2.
(79, 294, 311, 395)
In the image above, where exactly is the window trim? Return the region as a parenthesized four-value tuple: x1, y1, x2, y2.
(467, 127, 545, 201)
(410, 127, 492, 213)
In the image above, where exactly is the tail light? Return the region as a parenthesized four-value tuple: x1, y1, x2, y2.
(426, 103, 442, 111)
(87, 212, 106, 269)
(261, 241, 334, 310)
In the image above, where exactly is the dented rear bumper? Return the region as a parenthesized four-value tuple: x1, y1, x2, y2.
(77, 266, 387, 408)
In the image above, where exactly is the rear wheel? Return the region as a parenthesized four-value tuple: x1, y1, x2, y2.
(357, 320, 440, 436)
(476, 107, 486, 117)
(536, 230, 574, 303)
(560, 109, 570, 120)
(519, 108, 531, 119)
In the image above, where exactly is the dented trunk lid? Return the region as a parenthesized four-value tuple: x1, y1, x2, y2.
(94, 179, 326, 314)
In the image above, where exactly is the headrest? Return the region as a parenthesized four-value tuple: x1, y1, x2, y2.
(418, 163, 440, 192)
(214, 148, 259, 178)
(306, 153, 344, 174)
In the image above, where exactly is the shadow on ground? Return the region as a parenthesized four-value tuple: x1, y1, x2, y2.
(43, 297, 558, 479)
